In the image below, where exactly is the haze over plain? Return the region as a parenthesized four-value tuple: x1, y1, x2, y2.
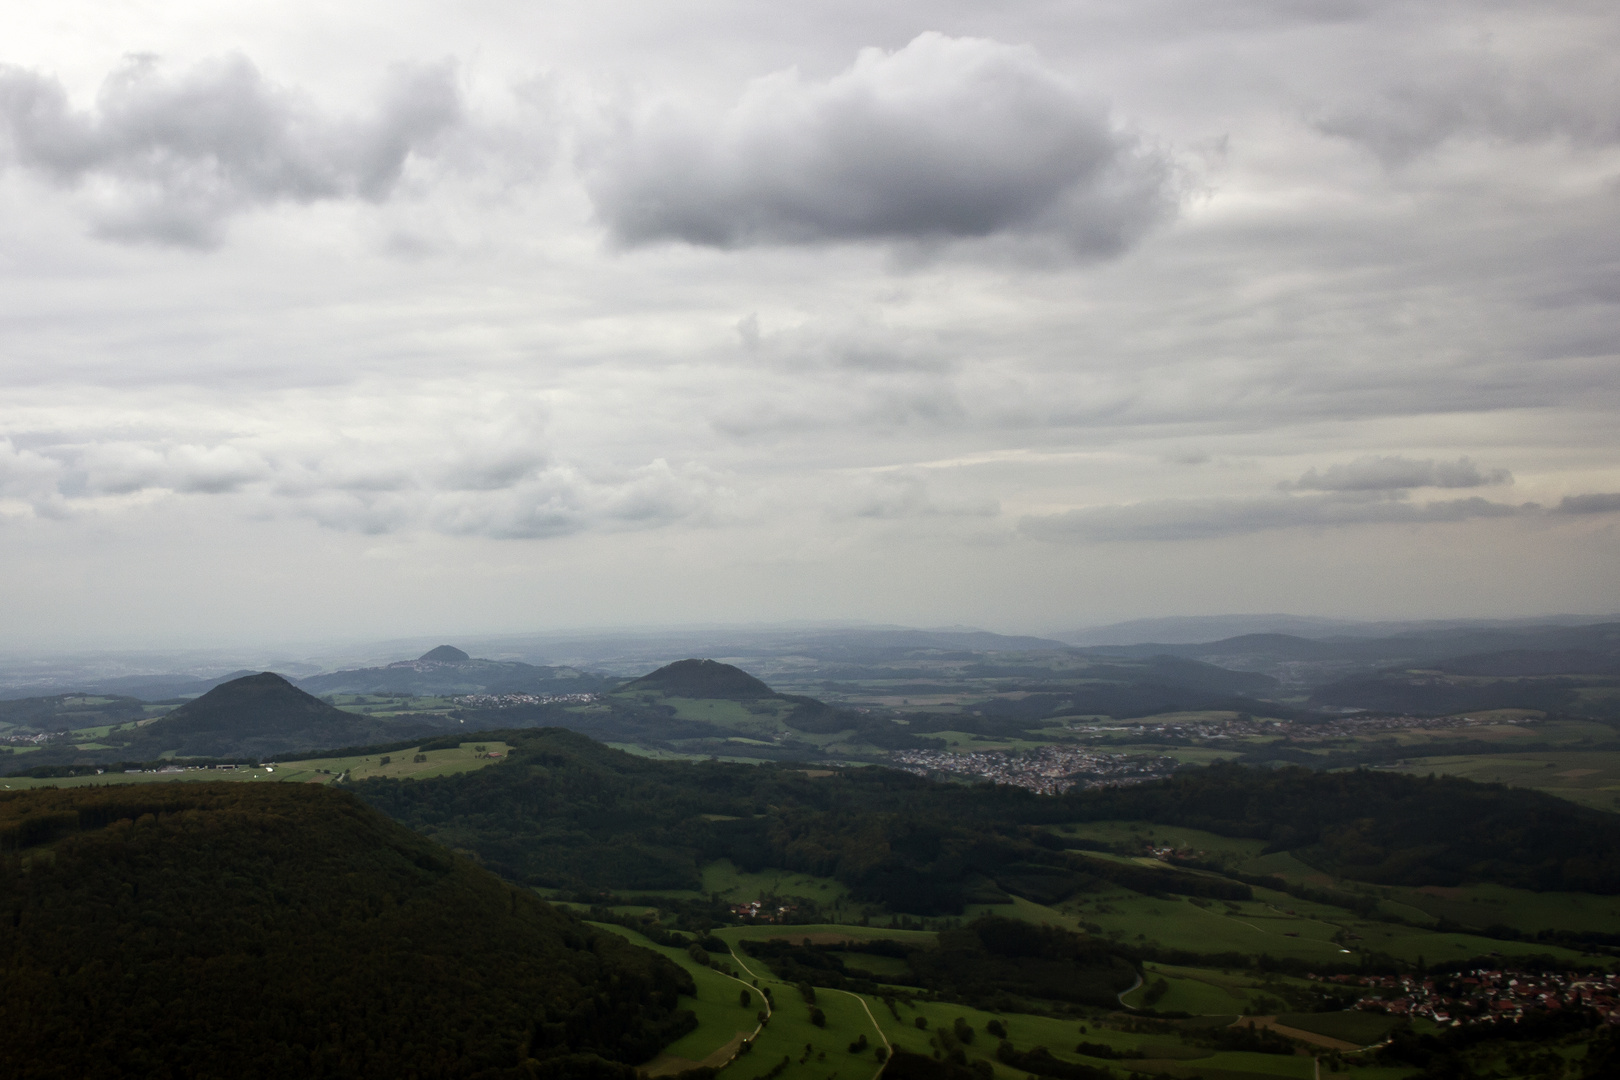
(1, 0, 1618, 648)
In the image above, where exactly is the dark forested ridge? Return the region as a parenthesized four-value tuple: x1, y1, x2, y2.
(0, 783, 695, 1080)
(356, 729, 1620, 909)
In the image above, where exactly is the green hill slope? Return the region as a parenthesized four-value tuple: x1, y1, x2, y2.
(0, 782, 696, 1079)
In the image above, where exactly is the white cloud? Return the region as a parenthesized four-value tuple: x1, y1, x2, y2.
(584, 32, 1176, 255)
(0, 53, 461, 246)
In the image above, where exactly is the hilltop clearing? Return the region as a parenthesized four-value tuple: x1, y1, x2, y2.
(0, 782, 696, 1079)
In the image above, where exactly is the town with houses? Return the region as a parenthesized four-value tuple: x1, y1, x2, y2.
(890, 745, 1179, 794)
(1316, 970, 1620, 1027)
(451, 692, 600, 709)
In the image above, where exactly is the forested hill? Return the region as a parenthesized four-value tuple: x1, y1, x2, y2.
(356, 729, 1620, 912)
(623, 658, 776, 698)
(122, 671, 435, 759)
(0, 783, 696, 1079)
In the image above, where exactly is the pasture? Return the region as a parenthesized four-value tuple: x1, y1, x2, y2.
(0, 741, 511, 790)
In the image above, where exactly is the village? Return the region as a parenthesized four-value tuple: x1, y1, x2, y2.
(451, 692, 599, 709)
(889, 745, 1179, 794)
(1313, 969, 1620, 1027)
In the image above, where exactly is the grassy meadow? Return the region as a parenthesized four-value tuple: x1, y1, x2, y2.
(0, 741, 511, 790)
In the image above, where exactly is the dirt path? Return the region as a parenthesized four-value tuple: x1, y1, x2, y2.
(1117, 972, 1143, 1007)
(1236, 1016, 1359, 1052)
(727, 941, 888, 1080)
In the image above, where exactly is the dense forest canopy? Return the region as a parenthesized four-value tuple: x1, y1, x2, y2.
(0, 783, 695, 1079)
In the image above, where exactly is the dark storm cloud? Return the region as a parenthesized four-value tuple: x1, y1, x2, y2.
(1020, 492, 1530, 543)
(585, 32, 1174, 254)
(1284, 456, 1511, 492)
(0, 54, 461, 245)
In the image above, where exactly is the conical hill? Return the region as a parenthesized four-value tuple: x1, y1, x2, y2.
(622, 658, 776, 699)
(135, 671, 432, 758)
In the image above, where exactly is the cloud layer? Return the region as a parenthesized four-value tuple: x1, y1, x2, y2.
(1020, 493, 1532, 544)
(1285, 456, 1512, 492)
(0, 54, 461, 245)
(1, 1, 1619, 642)
(586, 32, 1174, 254)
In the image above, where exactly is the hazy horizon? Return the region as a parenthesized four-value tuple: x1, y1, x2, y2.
(3, 2, 1618, 646)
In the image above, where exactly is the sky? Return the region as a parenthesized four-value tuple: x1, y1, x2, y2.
(1, 0, 1618, 648)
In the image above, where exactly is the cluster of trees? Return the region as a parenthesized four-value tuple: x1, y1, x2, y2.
(0, 783, 697, 1078)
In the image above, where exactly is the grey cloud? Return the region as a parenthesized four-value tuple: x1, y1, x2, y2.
(32, 442, 272, 497)
(0, 54, 461, 246)
(1021, 492, 1529, 543)
(1556, 492, 1620, 515)
(837, 472, 998, 521)
(1285, 455, 1511, 492)
(1315, 49, 1620, 163)
(327, 460, 728, 541)
(586, 32, 1174, 254)
(0, 431, 725, 542)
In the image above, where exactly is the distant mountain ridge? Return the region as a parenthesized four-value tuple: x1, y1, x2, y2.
(1060, 613, 1618, 647)
(297, 646, 612, 698)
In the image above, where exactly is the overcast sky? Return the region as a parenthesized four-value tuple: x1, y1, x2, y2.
(1, 0, 1617, 648)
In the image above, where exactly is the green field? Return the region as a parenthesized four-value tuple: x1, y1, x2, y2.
(1122, 963, 1254, 1014)
(702, 861, 860, 910)
(592, 924, 769, 1070)
(1385, 881, 1620, 935)
(1389, 751, 1620, 812)
(0, 741, 511, 790)
(697, 926, 1333, 1080)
